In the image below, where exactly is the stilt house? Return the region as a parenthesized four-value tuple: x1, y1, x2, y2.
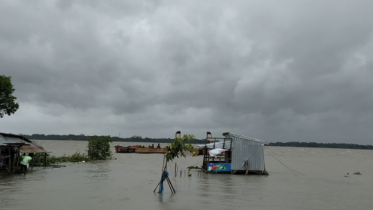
(201, 132, 267, 174)
(0, 132, 49, 173)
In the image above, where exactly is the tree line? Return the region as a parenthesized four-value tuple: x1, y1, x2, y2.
(266, 141, 373, 150)
(22, 134, 206, 144)
(23, 134, 373, 149)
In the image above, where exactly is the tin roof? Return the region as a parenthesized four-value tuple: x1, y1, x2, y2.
(0, 134, 19, 146)
(0, 132, 48, 153)
(222, 132, 266, 144)
(0, 133, 32, 145)
(0, 134, 7, 146)
(20, 145, 48, 153)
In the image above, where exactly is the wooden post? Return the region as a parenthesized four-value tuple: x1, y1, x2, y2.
(44, 153, 47, 167)
(16, 150, 19, 170)
(245, 160, 249, 175)
(31, 153, 34, 170)
(8, 148, 12, 173)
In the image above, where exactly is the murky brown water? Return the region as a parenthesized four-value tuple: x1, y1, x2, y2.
(1, 140, 372, 210)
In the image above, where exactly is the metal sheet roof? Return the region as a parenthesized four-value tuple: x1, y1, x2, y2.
(0, 134, 7, 146)
(20, 145, 48, 153)
(0, 133, 48, 153)
(223, 132, 266, 144)
(2, 135, 25, 144)
(0, 133, 32, 145)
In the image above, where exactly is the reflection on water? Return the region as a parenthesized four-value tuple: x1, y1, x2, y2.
(0, 141, 373, 210)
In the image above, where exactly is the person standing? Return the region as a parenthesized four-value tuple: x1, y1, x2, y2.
(20, 153, 32, 175)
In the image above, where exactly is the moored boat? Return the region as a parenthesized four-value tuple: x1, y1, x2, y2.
(115, 144, 167, 154)
(114, 145, 137, 153)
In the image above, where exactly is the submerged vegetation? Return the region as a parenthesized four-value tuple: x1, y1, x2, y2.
(32, 135, 113, 167)
(33, 152, 91, 166)
(345, 172, 362, 177)
(187, 166, 202, 170)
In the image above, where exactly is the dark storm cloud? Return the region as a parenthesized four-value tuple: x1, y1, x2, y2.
(1, 0, 373, 144)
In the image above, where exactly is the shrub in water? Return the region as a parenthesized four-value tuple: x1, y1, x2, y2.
(87, 135, 113, 160)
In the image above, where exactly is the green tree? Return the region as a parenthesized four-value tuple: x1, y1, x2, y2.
(87, 135, 113, 160)
(165, 134, 197, 162)
(0, 75, 19, 118)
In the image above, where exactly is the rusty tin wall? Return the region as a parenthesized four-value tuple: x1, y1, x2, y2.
(224, 133, 265, 171)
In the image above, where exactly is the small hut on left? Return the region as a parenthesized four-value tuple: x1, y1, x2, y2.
(0, 132, 49, 174)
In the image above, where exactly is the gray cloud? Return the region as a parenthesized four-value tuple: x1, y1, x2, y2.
(1, 0, 373, 144)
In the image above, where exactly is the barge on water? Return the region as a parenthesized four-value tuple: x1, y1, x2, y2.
(114, 144, 167, 154)
(199, 132, 268, 175)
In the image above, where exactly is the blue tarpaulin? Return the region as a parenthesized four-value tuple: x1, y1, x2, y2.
(158, 171, 169, 193)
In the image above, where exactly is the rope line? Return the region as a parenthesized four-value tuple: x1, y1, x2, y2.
(192, 155, 202, 167)
(265, 148, 305, 176)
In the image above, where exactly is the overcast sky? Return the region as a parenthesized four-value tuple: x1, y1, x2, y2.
(1, 0, 373, 144)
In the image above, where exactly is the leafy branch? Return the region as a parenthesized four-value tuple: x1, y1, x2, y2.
(165, 134, 197, 162)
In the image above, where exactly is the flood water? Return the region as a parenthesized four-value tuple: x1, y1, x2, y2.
(1, 140, 372, 210)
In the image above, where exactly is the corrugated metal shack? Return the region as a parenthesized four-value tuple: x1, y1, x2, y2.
(0, 132, 49, 174)
(201, 132, 267, 175)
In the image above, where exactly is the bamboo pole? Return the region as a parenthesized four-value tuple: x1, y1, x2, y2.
(154, 155, 176, 193)
(166, 177, 176, 193)
(166, 177, 173, 193)
(154, 154, 166, 192)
